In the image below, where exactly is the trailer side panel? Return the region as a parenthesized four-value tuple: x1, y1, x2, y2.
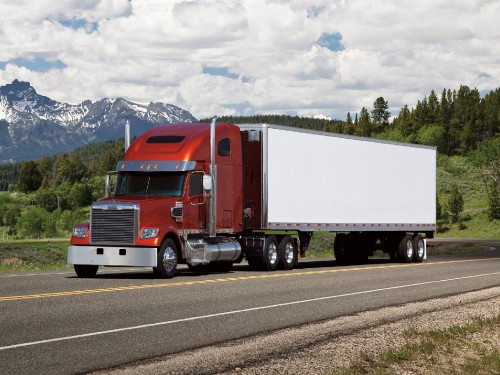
(266, 126, 436, 230)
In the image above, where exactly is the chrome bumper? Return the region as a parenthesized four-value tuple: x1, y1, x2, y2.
(68, 246, 157, 267)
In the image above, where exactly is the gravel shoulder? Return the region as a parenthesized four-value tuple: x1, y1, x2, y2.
(92, 286, 500, 375)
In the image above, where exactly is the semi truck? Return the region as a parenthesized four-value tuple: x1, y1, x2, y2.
(68, 118, 436, 278)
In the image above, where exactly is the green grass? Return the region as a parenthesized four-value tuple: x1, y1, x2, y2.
(436, 155, 499, 239)
(426, 242, 488, 256)
(332, 315, 500, 375)
(0, 240, 70, 272)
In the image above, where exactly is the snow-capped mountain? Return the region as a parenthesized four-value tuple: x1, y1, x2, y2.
(0, 80, 197, 161)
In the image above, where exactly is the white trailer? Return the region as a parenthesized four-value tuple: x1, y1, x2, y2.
(238, 124, 436, 266)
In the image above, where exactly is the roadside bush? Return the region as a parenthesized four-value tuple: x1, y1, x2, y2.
(69, 183, 93, 208)
(487, 184, 500, 220)
(448, 185, 464, 224)
(16, 207, 49, 239)
(57, 209, 88, 234)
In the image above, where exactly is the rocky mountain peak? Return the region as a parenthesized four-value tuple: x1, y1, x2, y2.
(0, 80, 197, 161)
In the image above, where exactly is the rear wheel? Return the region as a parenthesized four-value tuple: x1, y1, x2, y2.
(278, 236, 297, 270)
(413, 234, 425, 263)
(263, 235, 279, 271)
(155, 238, 178, 278)
(74, 264, 98, 278)
(397, 234, 414, 263)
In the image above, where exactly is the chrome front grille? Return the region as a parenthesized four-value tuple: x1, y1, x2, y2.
(90, 202, 139, 245)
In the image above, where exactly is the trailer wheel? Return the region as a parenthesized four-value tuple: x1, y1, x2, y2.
(397, 234, 414, 263)
(263, 235, 279, 271)
(74, 265, 98, 278)
(278, 236, 297, 270)
(155, 238, 178, 279)
(413, 234, 425, 263)
(334, 234, 349, 264)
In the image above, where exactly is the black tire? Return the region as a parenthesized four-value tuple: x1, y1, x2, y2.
(334, 234, 349, 265)
(74, 264, 98, 278)
(413, 234, 425, 263)
(155, 238, 178, 279)
(278, 235, 297, 270)
(263, 235, 279, 271)
(397, 234, 414, 263)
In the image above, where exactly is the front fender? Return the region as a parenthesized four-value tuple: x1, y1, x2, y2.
(136, 224, 184, 260)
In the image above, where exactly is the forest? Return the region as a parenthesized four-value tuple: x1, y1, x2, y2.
(0, 84, 498, 239)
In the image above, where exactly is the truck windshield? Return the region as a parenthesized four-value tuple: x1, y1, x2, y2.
(114, 172, 186, 197)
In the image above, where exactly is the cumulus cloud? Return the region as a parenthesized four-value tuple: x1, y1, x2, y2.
(1, 0, 499, 120)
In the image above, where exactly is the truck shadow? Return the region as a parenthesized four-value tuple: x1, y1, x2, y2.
(71, 257, 397, 279)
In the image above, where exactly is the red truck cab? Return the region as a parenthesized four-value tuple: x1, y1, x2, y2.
(68, 121, 244, 278)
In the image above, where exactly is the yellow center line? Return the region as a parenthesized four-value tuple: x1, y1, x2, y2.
(1, 257, 498, 302)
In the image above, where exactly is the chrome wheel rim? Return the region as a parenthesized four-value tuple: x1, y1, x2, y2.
(268, 242, 277, 265)
(162, 246, 177, 272)
(417, 239, 424, 258)
(284, 242, 294, 264)
(406, 240, 413, 259)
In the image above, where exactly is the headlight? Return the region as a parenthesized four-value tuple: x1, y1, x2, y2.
(141, 228, 159, 239)
(72, 227, 87, 238)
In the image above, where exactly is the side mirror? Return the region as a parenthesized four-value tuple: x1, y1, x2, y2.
(105, 174, 111, 198)
(105, 171, 118, 198)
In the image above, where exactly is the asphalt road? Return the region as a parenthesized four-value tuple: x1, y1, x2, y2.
(1, 239, 499, 375)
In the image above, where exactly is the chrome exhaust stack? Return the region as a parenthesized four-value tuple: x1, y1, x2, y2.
(125, 119, 131, 152)
(208, 116, 217, 237)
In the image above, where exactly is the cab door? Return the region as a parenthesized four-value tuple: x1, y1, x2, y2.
(182, 171, 206, 231)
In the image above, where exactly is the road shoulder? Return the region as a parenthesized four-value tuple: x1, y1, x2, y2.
(90, 286, 500, 375)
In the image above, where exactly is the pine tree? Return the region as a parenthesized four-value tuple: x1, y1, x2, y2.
(371, 97, 390, 132)
(345, 112, 354, 135)
(17, 161, 42, 193)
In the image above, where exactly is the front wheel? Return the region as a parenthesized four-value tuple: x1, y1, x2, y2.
(155, 238, 178, 279)
(74, 264, 98, 278)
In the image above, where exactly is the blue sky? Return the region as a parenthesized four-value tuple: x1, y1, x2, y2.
(1, 0, 499, 120)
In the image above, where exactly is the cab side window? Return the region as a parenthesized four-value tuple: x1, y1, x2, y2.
(218, 138, 230, 156)
(189, 173, 203, 196)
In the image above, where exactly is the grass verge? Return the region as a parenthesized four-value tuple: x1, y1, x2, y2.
(332, 314, 500, 375)
(0, 240, 70, 272)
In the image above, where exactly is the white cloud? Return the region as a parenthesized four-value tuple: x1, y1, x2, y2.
(1, 0, 499, 120)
